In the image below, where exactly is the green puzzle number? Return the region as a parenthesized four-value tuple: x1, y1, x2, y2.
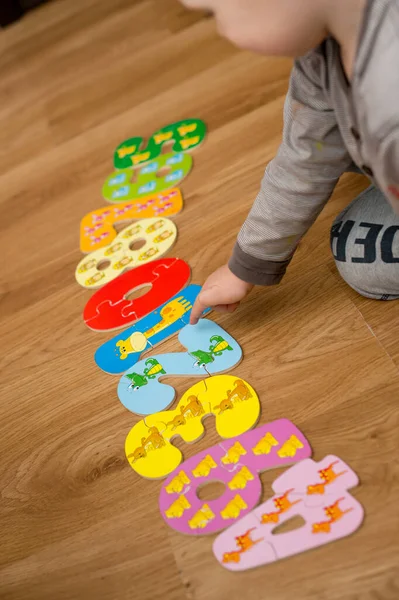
(102, 152, 193, 203)
(113, 119, 206, 169)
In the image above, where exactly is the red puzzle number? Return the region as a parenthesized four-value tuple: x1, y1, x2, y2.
(83, 258, 191, 331)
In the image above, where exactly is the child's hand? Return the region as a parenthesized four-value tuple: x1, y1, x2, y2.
(190, 265, 253, 325)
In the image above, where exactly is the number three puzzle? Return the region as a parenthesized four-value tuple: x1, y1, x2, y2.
(125, 375, 261, 479)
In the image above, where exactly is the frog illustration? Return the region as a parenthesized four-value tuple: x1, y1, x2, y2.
(191, 335, 233, 368)
(191, 349, 215, 368)
(125, 372, 148, 390)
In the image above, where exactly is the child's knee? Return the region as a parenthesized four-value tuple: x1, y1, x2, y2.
(330, 186, 399, 300)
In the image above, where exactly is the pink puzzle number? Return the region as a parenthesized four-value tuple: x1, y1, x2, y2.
(159, 419, 311, 535)
(213, 455, 364, 570)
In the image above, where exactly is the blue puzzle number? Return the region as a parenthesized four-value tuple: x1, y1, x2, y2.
(117, 319, 243, 416)
(94, 284, 211, 374)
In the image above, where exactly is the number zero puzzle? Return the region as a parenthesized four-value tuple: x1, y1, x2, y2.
(84, 258, 191, 331)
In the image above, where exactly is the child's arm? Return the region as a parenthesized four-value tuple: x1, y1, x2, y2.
(190, 51, 353, 324)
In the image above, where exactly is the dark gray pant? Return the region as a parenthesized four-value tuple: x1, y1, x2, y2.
(330, 185, 399, 300)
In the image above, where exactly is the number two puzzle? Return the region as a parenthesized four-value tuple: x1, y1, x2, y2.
(117, 318, 243, 415)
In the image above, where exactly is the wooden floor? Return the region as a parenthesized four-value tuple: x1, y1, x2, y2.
(1, 1, 399, 599)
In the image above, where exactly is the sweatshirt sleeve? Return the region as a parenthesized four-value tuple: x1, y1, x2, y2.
(229, 51, 353, 286)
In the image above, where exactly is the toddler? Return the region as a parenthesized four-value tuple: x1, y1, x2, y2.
(178, 0, 399, 323)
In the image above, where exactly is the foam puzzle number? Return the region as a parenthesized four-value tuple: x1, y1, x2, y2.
(159, 419, 311, 535)
(213, 456, 364, 570)
(84, 258, 190, 331)
(114, 119, 206, 169)
(118, 319, 243, 415)
(76, 217, 177, 289)
(103, 153, 192, 203)
(80, 189, 183, 253)
(125, 375, 260, 479)
(95, 284, 211, 374)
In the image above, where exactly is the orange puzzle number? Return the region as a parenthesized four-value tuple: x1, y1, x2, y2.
(79, 189, 183, 253)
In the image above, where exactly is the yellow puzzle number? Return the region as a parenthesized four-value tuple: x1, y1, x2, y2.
(125, 375, 260, 480)
(75, 217, 177, 289)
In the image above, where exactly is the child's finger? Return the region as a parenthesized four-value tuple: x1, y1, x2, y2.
(189, 295, 208, 325)
(190, 288, 239, 325)
(189, 287, 223, 324)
